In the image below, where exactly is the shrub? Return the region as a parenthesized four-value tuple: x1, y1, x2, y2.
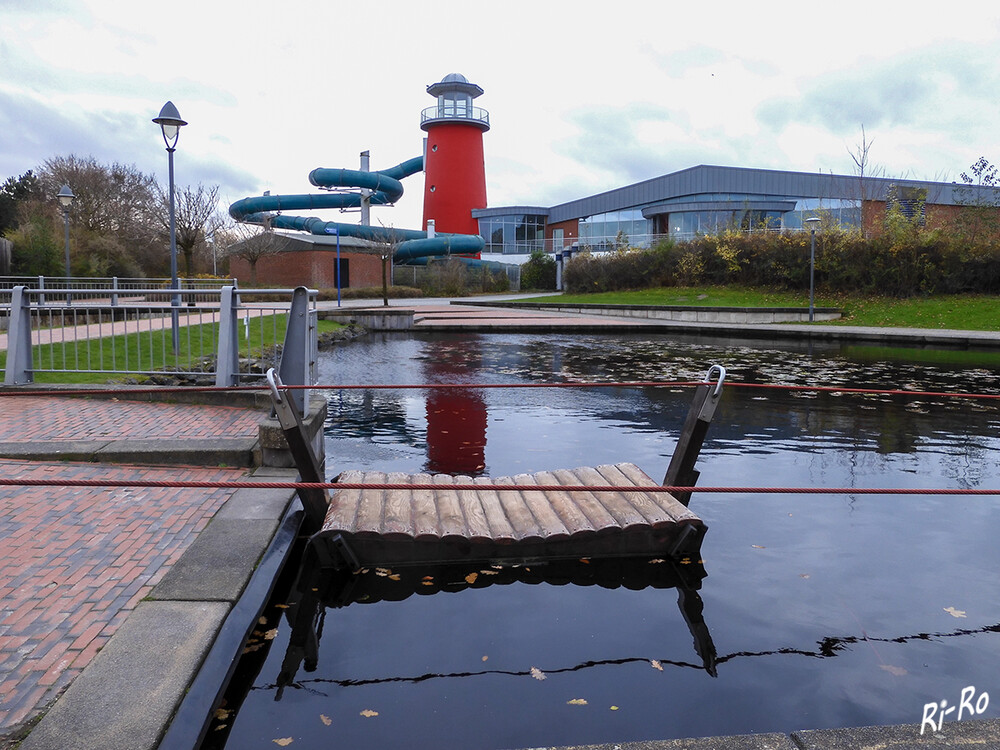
(520, 250, 556, 290)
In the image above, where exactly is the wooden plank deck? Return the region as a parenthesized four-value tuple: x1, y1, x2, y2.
(313, 462, 706, 568)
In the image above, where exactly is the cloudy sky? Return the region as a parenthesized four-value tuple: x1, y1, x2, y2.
(2, 0, 999, 231)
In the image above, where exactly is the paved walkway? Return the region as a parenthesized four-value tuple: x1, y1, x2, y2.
(0, 395, 263, 735)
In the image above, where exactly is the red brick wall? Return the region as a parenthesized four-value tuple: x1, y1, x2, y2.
(546, 218, 579, 249)
(230, 250, 384, 288)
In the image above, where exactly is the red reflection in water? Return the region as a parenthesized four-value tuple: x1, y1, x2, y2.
(423, 343, 488, 475)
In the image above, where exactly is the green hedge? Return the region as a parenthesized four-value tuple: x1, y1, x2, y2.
(564, 229, 1000, 297)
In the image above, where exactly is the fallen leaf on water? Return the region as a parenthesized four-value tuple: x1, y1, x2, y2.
(258, 617, 268, 626)
(567, 698, 588, 705)
(800, 574, 810, 579)
(375, 568, 392, 577)
(530, 666, 546, 681)
(360, 709, 379, 718)
(650, 660, 663, 671)
(480, 569, 498, 576)
(610, 706, 620, 711)
(273, 739, 293, 747)
(214, 724, 227, 731)
(388, 574, 401, 581)
(263, 629, 279, 641)
(320, 714, 332, 726)
(944, 606, 967, 618)
(242, 643, 264, 654)
(465, 572, 478, 584)
(214, 708, 231, 721)
(579, 558, 590, 564)
(482, 655, 489, 662)
(421, 580, 434, 587)
(422, 575, 434, 581)
(879, 664, 908, 676)
(751, 544, 766, 549)
(648, 559, 665, 564)
(275, 603, 289, 609)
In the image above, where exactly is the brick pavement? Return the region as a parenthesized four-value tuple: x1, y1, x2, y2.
(0, 396, 263, 443)
(0, 395, 264, 733)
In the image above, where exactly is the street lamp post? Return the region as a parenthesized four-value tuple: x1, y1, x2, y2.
(152, 100, 188, 355)
(805, 216, 821, 322)
(57, 184, 74, 305)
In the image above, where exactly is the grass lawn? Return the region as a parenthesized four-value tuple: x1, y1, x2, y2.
(524, 287, 1000, 331)
(1, 316, 345, 384)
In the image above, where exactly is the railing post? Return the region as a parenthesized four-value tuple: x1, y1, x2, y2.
(111, 276, 119, 307)
(37, 275, 45, 306)
(4, 286, 34, 385)
(215, 285, 240, 387)
(663, 365, 726, 507)
(277, 286, 315, 416)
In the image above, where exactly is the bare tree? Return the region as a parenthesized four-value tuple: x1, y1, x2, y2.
(157, 183, 222, 278)
(847, 125, 884, 237)
(220, 218, 283, 285)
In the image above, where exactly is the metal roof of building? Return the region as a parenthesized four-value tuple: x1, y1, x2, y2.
(541, 164, 976, 223)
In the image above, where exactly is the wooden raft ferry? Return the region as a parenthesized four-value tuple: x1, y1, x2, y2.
(310, 462, 706, 569)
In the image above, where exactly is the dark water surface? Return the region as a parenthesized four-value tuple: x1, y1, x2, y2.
(211, 332, 1000, 749)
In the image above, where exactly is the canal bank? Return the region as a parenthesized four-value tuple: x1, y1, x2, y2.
(0, 388, 326, 750)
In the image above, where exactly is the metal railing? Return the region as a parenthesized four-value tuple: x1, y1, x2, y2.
(0, 275, 238, 305)
(2, 285, 317, 409)
(420, 105, 490, 128)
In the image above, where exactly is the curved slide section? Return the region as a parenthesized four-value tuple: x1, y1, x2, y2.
(229, 156, 486, 263)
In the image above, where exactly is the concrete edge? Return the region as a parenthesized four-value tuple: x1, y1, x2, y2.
(530, 717, 1000, 749)
(18, 468, 302, 750)
(0, 438, 260, 468)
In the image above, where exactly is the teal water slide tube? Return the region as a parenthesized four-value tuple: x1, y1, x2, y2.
(228, 156, 487, 264)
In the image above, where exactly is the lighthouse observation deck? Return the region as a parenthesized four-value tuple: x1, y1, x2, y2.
(420, 104, 490, 131)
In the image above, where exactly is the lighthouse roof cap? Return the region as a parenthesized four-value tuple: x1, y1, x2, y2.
(427, 72, 484, 98)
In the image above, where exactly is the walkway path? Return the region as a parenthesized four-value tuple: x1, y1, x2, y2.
(0, 395, 264, 735)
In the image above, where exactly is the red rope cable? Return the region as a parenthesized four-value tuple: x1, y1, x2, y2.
(2, 380, 999, 400)
(0, 477, 996, 495)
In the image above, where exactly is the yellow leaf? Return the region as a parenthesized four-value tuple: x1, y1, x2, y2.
(944, 606, 967, 618)
(751, 544, 765, 549)
(215, 724, 227, 731)
(567, 698, 588, 705)
(258, 617, 268, 626)
(320, 714, 332, 726)
(879, 664, 908, 676)
(465, 572, 478, 584)
(388, 574, 401, 581)
(480, 569, 498, 576)
(360, 709, 379, 718)
(610, 705, 620, 711)
(273, 739, 293, 747)
(650, 660, 663, 671)
(275, 603, 289, 609)
(214, 708, 231, 721)
(482, 655, 489, 662)
(530, 666, 546, 681)
(263, 629, 279, 640)
(421, 580, 434, 586)
(375, 568, 391, 577)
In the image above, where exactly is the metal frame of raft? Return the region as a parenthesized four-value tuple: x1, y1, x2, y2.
(267, 364, 725, 571)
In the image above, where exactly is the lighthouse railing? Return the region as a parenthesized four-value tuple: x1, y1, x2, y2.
(420, 105, 490, 128)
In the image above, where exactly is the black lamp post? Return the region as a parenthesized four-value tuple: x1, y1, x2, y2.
(805, 216, 821, 322)
(152, 100, 187, 354)
(57, 184, 74, 305)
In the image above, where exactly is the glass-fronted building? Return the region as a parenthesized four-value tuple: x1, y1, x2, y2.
(472, 164, 966, 261)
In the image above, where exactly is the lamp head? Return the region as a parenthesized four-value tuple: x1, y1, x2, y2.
(805, 217, 821, 232)
(153, 101, 187, 150)
(57, 184, 75, 208)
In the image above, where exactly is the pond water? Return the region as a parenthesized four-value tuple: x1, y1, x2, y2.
(207, 332, 1000, 749)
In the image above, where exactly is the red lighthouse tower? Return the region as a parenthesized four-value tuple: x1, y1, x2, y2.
(421, 73, 489, 237)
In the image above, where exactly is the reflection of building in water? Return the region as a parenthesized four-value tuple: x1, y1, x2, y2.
(423, 340, 488, 475)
